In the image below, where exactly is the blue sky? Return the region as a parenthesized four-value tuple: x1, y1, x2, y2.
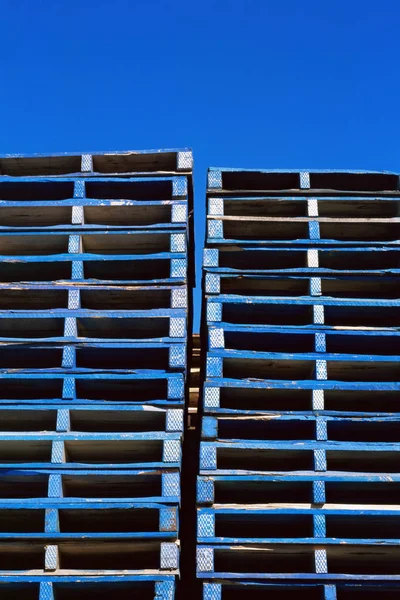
(0, 0, 399, 329)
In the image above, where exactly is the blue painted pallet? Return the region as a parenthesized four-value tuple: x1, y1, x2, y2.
(0, 176, 188, 230)
(0, 147, 192, 176)
(0, 371, 184, 406)
(204, 272, 400, 298)
(0, 229, 187, 262)
(207, 167, 400, 193)
(201, 581, 400, 599)
(0, 404, 184, 434)
(0, 502, 179, 539)
(0, 502, 178, 539)
(200, 414, 400, 443)
(197, 473, 400, 506)
(207, 218, 400, 246)
(197, 542, 400, 580)
(0, 431, 181, 469)
(0, 577, 176, 599)
(0, 539, 179, 574)
(0, 468, 180, 504)
(0, 202, 188, 232)
(197, 506, 400, 545)
(0, 283, 188, 310)
(0, 174, 188, 195)
(0, 252, 187, 284)
(202, 377, 400, 415)
(207, 195, 400, 213)
(0, 190, 188, 234)
(208, 324, 400, 352)
(207, 196, 400, 245)
(0, 341, 187, 372)
(199, 439, 400, 474)
(203, 246, 400, 276)
(0, 309, 187, 342)
(206, 295, 400, 329)
(0, 229, 188, 283)
(205, 349, 400, 384)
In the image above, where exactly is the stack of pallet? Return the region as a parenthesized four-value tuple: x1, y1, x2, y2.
(197, 168, 400, 599)
(0, 149, 193, 600)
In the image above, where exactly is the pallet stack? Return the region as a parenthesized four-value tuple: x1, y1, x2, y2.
(0, 149, 193, 600)
(197, 168, 400, 599)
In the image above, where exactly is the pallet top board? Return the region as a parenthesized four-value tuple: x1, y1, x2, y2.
(208, 168, 400, 194)
(0, 149, 192, 177)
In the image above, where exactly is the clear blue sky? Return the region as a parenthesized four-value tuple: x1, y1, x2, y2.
(1, 0, 399, 329)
